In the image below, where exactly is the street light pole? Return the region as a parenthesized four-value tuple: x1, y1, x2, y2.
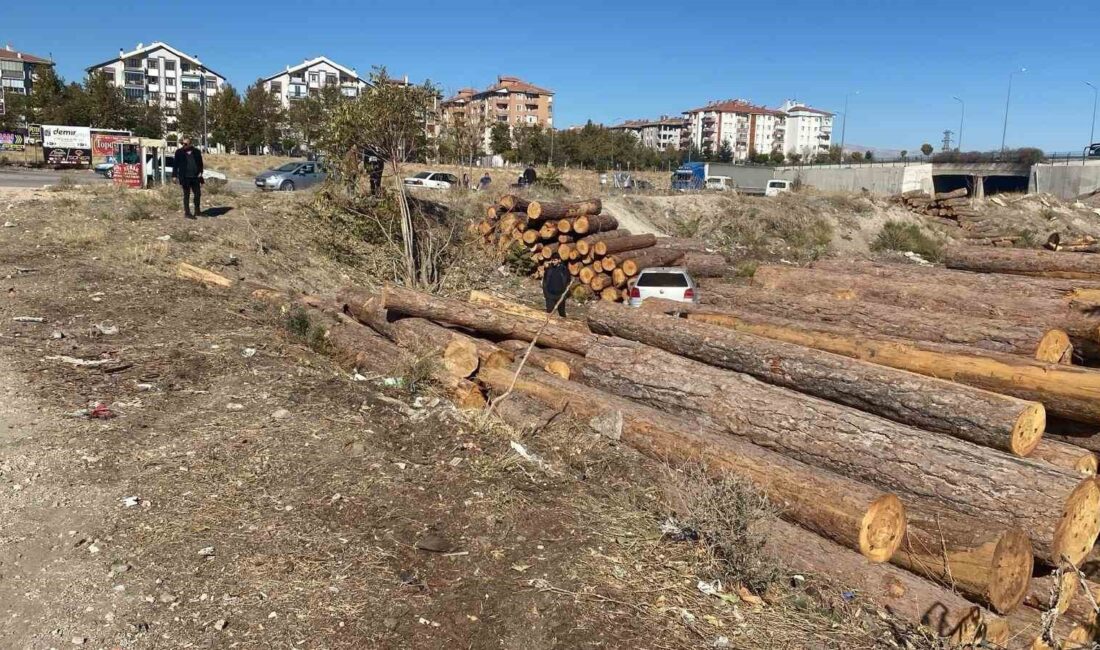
(1000, 68, 1025, 156)
(200, 65, 209, 152)
(839, 90, 858, 159)
(1086, 81, 1098, 150)
(952, 96, 964, 152)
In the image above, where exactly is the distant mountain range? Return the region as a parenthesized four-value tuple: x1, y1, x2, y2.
(841, 144, 904, 158)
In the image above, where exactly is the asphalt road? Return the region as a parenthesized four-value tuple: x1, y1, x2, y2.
(0, 168, 255, 192)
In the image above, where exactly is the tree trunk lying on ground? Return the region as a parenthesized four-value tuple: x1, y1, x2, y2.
(946, 246, 1100, 280)
(527, 199, 602, 221)
(575, 230, 631, 257)
(572, 214, 619, 235)
(749, 265, 1100, 349)
(678, 252, 729, 277)
(579, 337, 1100, 566)
(650, 237, 712, 253)
(1024, 573, 1085, 623)
(1030, 439, 1099, 476)
(700, 283, 1073, 362)
(385, 317, 514, 378)
(593, 233, 657, 256)
(496, 339, 582, 380)
(498, 194, 531, 212)
(476, 366, 907, 563)
(587, 303, 1048, 457)
(466, 291, 589, 331)
(640, 298, 1100, 426)
(762, 519, 1009, 647)
(381, 285, 598, 355)
(614, 248, 685, 276)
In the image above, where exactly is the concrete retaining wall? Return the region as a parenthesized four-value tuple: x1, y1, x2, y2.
(1031, 163, 1100, 200)
(773, 163, 932, 196)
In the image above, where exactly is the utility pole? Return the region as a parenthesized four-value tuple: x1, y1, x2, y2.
(200, 65, 209, 151)
(1000, 68, 1025, 156)
(952, 96, 964, 151)
(839, 90, 859, 158)
(1086, 81, 1098, 149)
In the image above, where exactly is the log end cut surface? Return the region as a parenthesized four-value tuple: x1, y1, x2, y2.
(443, 338, 480, 378)
(1012, 403, 1047, 457)
(1053, 478, 1100, 566)
(989, 529, 1035, 615)
(1036, 329, 1074, 364)
(860, 494, 907, 563)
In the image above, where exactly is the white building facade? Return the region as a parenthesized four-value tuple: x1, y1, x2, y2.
(85, 42, 225, 138)
(682, 100, 785, 161)
(261, 57, 368, 108)
(779, 99, 833, 159)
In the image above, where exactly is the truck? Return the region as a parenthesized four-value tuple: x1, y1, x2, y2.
(670, 161, 788, 196)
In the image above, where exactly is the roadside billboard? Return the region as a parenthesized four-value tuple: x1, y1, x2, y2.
(0, 128, 27, 152)
(42, 125, 92, 166)
(92, 131, 131, 158)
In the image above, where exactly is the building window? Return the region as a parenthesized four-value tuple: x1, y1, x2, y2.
(125, 71, 144, 86)
(164, 60, 175, 71)
(205, 77, 217, 89)
(125, 56, 143, 69)
(124, 87, 145, 101)
(180, 62, 192, 72)
(165, 77, 175, 87)
(309, 72, 319, 84)
(270, 81, 282, 94)
(325, 73, 337, 86)
(0, 60, 23, 79)
(166, 93, 176, 102)
(181, 80, 200, 91)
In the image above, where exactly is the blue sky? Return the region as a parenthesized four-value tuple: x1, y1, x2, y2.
(6, 0, 1099, 152)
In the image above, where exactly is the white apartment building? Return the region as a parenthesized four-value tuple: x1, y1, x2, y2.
(682, 100, 785, 160)
(779, 99, 833, 158)
(609, 116, 685, 151)
(261, 57, 368, 108)
(86, 42, 225, 137)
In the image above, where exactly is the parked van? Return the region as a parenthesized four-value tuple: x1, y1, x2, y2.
(765, 179, 792, 197)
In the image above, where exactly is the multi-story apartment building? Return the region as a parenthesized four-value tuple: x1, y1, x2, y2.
(0, 44, 54, 96)
(441, 76, 553, 151)
(682, 100, 785, 160)
(779, 99, 833, 159)
(609, 116, 685, 151)
(86, 42, 226, 137)
(261, 57, 368, 108)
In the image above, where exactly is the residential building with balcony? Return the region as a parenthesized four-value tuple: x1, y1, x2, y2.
(0, 44, 54, 96)
(683, 99, 785, 161)
(85, 42, 226, 138)
(261, 57, 368, 108)
(608, 116, 685, 151)
(440, 75, 553, 151)
(778, 99, 833, 158)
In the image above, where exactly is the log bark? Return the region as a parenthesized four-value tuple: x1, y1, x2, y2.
(575, 229, 631, 256)
(1031, 440, 1099, 476)
(936, 188, 969, 200)
(384, 317, 513, 377)
(572, 214, 619, 235)
(497, 340, 585, 380)
(674, 302, 1100, 426)
(1025, 573, 1084, 621)
(579, 337, 1100, 566)
(618, 248, 686, 276)
(593, 234, 657, 256)
(651, 237, 712, 253)
(498, 194, 531, 212)
(381, 285, 597, 355)
(700, 283, 1074, 362)
(337, 286, 397, 338)
(946, 246, 1100, 280)
(898, 501, 1033, 613)
(762, 519, 1008, 646)
(493, 393, 562, 432)
(527, 198, 602, 221)
(750, 264, 1100, 345)
(587, 303, 1048, 457)
(466, 291, 589, 332)
(476, 366, 907, 562)
(679, 252, 729, 277)
(177, 262, 233, 288)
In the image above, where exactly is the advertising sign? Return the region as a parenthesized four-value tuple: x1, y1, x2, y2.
(0, 129, 27, 152)
(113, 162, 143, 188)
(27, 124, 42, 143)
(92, 133, 130, 157)
(42, 125, 92, 166)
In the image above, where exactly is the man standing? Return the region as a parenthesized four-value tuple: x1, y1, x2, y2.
(522, 164, 537, 186)
(541, 258, 571, 317)
(173, 137, 204, 219)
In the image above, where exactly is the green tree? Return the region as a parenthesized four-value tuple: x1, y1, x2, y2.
(286, 85, 345, 152)
(716, 140, 733, 163)
(489, 121, 512, 157)
(769, 150, 785, 165)
(25, 67, 68, 125)
(899, 150, 908, 160)
(208, 86, 244, 152)
(83, 71, 129, 128)
(826, 145, 843, 163)
(176, 97, 203, 140)
(849, 151, 864, 162)
(920, 143, 934, 156)
(864, 150, 874, 161)
(241, 80, 284, 153)
(787, 152, 803, 164)
(128, 104, 164, 138)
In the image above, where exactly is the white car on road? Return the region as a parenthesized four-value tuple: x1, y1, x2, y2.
(403, 171, 459, 189)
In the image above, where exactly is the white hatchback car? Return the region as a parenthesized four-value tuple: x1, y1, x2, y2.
(627, 267, 699, 307)
(403, 171, 459, 189)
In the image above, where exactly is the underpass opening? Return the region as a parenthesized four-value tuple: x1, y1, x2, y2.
(983, 175, 1028, 195)
(932, 174, 972, 195)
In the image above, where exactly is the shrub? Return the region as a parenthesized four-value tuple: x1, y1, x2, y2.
(872, 220, 944, 262)
(124, 202, 156, 221)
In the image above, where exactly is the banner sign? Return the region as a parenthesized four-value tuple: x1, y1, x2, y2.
(27, 124, 42, 143)
(42, 125, 92, 166)
(92, 133, 129, 157)
(0, 129, 27, 151)
(113, 162, 143, 188)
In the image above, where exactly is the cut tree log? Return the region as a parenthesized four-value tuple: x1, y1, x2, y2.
(386, 318, 514, 378)
(593, 234, 657, 256)
(1070, 288, 1100, 310)
(381, 285, 597, 355)
(336, 287, 396, 338)
(580, 336, 1100, 566)
(749, 265, 1100, 355)
(589, 273, 612, 291)
(587, 303, 1048, 457)
(476, 366, 907, 562)
(498, 194, 531, 212)
(671, 301, 1100, 425)
(651, 237, 711, 253)
(700, 283, 1073, 362)
(897, 501, 1033, 613)
(575, 229, 631, 256)
(599, 287, 620, 302)
(618, 248, 686, 276)
(538, 221, 558, 240)
(1024, 572, 1082, 620)
(177, 262, 233, 288)
(578, 265, 597, 285)
(936, 188, 969, 200)
(1030, 440, 1099, 476)
(466, 291, 589, 332)
(945, 246, 1100, 281)
(498, 340, 583, 380)
(762, 519, 1008, 646)
(528, 199, 602, 221)
(679, 252, 728, 277)
(572, 214, 619, 235)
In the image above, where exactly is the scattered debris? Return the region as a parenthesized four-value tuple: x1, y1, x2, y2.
(414, 534, 453, 553)
(13, 316, 46, 323)
(122, 496, 140, 508)
(176, 262, 233, 288)
(45, 355, 115, 368)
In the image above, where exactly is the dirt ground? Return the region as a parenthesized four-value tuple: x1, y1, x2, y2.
(0, 181, 933, 649)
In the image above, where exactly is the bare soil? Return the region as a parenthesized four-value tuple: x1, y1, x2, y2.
(0, 183, 919, 648)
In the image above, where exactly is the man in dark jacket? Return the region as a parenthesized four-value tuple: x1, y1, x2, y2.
(541, 259, 571, 317)
(173, 137, 204, 219)
(522, 165, 537, 186)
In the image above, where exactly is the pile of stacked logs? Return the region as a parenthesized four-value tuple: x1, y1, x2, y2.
(474, 194, 727, 301)
(242, 240, 1100, 648)
(892, 189, 1024, 247)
